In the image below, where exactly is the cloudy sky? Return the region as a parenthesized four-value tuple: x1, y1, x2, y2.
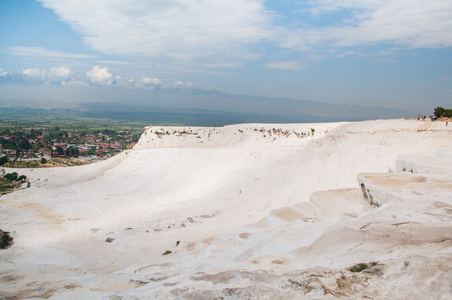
(1, 0, 451, 113)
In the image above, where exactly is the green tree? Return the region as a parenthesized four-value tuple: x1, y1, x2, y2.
(65, 146, 80, 157)
(434, 106, 445, 117)
(445, 109, 452, 118)
(0, 155, 8, 166)
(55, 146, 64, 156)
(17, 138, 30, 151)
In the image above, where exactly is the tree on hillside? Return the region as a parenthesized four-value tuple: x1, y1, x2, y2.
(434, 106, 445, 117)
(434, 106, 452, 118)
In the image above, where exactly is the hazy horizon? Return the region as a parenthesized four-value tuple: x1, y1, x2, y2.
(1, 0, 451, 117)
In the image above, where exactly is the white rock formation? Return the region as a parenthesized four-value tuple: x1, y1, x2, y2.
(0, 119, 451, 299)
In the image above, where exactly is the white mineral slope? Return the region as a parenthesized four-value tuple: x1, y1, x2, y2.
(0, 119, 451, 299)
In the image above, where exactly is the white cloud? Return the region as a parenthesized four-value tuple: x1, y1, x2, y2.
(38, 0, 452, 64)
(174, 81, 193, 87)
(264, 61, 304, 70)
(8, 67, 171, 89)
(9, 46, 97, 59)
(336, 51, 365, 58)
(99, 60, 129, 65)
(23, 68, 47, 77)
(50, 66, 71, 77)
(333, 0, 452, 48)
(21, 67, 76, 84)
(283, 0, 452, 50)
(141, 77, 161, 86)
(86, 66, 112, 84)
(122, 76, 162, 89)
(38, 0, 272, 62)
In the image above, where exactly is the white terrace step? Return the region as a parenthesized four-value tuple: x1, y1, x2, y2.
(357, 172, 452, 207)
(397, 151, 452, 176)
(309, 188, 370, 218)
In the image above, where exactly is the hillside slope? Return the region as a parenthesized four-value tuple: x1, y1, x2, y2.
(0, 119, 451, 299)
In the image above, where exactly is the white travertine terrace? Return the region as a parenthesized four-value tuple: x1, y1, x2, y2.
(1, 119, 451, 299)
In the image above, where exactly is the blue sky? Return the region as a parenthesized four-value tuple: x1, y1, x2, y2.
(1, 0, 451, 115)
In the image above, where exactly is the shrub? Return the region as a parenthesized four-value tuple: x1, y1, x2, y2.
(3, 172, 18, 182)
(41, 157, 47, 164)
(0, 230, 13, 249)
(349, 262, 379, 273)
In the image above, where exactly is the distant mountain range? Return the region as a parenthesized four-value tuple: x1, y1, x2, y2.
(0, 79, 411, 125)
